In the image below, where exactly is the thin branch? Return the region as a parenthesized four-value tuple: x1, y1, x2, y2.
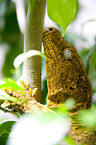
(21, 0, 47, 103)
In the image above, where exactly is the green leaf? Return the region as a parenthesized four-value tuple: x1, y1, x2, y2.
(86, 45, 95, 74)
(7, 113, 70, 145)
(0, 121, 15, 135)
(78, 107, 96, 128)
(64, 135, 77, 145)
(54, 98, 75, 114)
(47, 0, 76, 35)
(80, 48, 90, 67)
(0, 89, 22, 102)
(0, 78, 24, 94)
(65, 98, 75, 110)
(14, 50, 47, 68)
(0, 121, 15, 145)
(0, 78, 25, 102)
(88, 45, 96, 91)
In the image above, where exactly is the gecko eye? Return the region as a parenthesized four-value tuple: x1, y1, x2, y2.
(48, 28, 53, 31)
(63, 49, 72, 58)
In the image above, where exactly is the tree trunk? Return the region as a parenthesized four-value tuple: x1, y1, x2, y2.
(21, 0, 47, 103)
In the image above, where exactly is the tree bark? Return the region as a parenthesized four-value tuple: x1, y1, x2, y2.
(21, 0, 47, 103)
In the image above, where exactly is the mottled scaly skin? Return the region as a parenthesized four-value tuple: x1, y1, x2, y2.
(43, 27, 92, 110)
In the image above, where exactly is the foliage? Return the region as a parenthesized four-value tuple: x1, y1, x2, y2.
(64, 135, 77, 145)
(14, 50, 47, 79)
(47, 0, 76, 36)
(0, 78, 24, 93)
(0, 89, 22, 102)
(0, 121, 16, 145)
(14, 50, 47, 68)
(0, 78, 24, 99)
(89, 45, 96, 91)
(0, 0, 23, 77)
(78, 105, 96, 129)
(6, 112, 70, 145)
(0, 121, 15, 135)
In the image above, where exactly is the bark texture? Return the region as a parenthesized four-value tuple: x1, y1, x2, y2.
(21, 0, 47, 103)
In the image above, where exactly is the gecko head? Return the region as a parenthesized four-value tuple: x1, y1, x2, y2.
(43, 27, 54, 32)
(43, 27, 62, 60)
(43, 27, 61, 38)
(43, 27, 78, 63)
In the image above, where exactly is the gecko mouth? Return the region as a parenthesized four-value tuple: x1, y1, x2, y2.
(43, 28, 63, 64)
